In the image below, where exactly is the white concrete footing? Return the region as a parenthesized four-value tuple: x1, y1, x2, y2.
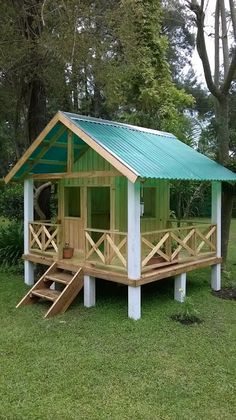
(24, 261, 34, 286)
(174, 273, 186, 302)
(211, 264, 221, 291)
(84, 275, 96, 307)
(128, 286, 141, 320)
(50, 282, 56, 291)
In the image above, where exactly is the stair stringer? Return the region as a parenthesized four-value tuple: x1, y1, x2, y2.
(44, 267, 84, 318)
(16, 262, 57, 308)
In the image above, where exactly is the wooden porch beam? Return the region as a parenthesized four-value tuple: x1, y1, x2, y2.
(43, 141, 86, 151)
(28, 159, 67, 166)
(28, 170, 122, 180)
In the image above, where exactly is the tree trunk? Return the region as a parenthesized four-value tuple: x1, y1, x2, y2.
(27, 78, 46, 144)
(222, 183, 234, 263)
(92, 82, 103, 118)
(229, 0, 236, 41)
(214, 96, 234, 262)
(214, 96, 229, 164)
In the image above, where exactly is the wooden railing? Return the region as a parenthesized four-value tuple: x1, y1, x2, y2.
(29, 221, 62, 256)
(141, 223, 216, 272)
(85, 228, 127, 270)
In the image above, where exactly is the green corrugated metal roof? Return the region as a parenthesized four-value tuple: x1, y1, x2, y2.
(7, 111, 236, 182)
(62, 112, 236, 182)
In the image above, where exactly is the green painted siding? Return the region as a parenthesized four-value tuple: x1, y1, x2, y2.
(61, 146, 170, 234)
(73, 147, 112, 171)
(114, 177, 169, 232)
(64, 147, 113, 187)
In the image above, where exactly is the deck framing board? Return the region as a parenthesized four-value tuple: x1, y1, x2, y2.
(23, 253, 221, 287)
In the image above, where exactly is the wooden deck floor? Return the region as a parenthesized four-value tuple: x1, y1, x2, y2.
(23, 251, 221, 286)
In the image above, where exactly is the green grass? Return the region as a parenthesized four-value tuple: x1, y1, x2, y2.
(1, 224, 236, 419)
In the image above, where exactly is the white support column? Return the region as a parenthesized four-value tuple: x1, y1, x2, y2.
(127, 180, 141, 279)
(24, 179, 34, 285)
(211, 181, 221, 291)
(127, 180, 141, 320)
(84, 275, 96, 307)
(128, 286, 141, 320)
(174, 273, 186, 302)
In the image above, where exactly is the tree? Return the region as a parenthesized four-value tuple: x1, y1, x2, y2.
(103, 0, 194, 137)
(188, 0, 236, 262)
(0, 0, 195, 216)
(162, 0, 195, 82)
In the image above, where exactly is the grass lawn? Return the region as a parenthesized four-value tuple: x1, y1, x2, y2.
(1, 223, 236, 419)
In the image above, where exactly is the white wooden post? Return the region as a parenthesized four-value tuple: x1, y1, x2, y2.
(211, 181, 221, 291)
(128, 286, 141, 320)
(127, 180, 141, 320)
(174, 273, 186, 302)
(24, 179, 34, 285)
(84, 275, 96, 307)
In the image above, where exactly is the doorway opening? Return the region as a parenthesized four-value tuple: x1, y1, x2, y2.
(87, 187, 110, 242)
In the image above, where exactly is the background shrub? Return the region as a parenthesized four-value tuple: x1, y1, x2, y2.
(0, 221, 24, 267)
(0, 183, 23, 221)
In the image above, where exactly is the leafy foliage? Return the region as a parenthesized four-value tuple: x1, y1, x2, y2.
(0, 221, 24, 267)
(0, 184, 23, 221)
(170, 181, 210, 219)
(178, 290, 200, 320)
(104, 0, 194, 135)
(162, 0, 195, 81)
(0, 0, 195, 175)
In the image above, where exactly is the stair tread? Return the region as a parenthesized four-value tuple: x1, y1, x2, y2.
(45, 271, 73, 284)
(31, 288, 61, 301)
(17, 263, 84, 317)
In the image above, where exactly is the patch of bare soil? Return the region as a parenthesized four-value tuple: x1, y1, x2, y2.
(212, 288, 236, 301)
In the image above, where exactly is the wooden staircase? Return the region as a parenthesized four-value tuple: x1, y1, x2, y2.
(16, 262, 84, 318)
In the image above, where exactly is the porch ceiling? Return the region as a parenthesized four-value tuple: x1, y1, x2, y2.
(5, 119, 89, 182)
(4, 111, 236, 183)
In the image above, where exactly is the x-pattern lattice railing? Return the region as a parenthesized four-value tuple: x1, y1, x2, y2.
(141, 224, 216, 270)
(85, 228, 127, 269)
(29, 221, 61, 254)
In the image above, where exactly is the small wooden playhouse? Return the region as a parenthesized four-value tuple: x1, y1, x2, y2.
(5, 111, 236, 319)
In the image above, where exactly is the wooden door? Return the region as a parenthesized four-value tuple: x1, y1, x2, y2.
(63, 186, 84, 251)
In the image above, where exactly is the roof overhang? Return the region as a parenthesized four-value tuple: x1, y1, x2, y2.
(4, 111, 138, 184)
(4, 111, 236, 184)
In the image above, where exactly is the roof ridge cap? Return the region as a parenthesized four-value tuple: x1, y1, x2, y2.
(61, 111, 175, 138)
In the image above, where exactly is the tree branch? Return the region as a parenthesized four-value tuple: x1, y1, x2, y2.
(221, 48, 236, 95)
(229, 0, 236, 41)
(188, 1, 222, 100)
(220, 0, 230, 76)
(41, 0, 47, 26)
(214, 0, 220, 87)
